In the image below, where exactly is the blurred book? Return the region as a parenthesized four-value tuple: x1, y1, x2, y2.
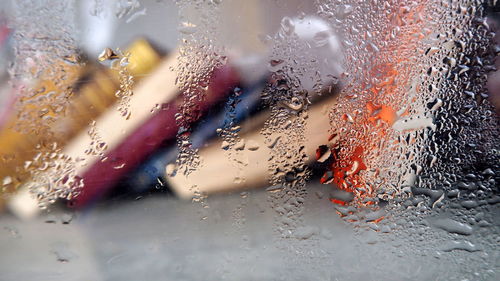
(102, 81, 339, 202)
(8, 47, 240, 217)
(116, 77, 267, 197)
(165, 94, 338, 199)
(72, 61, 239, 208)
(2, 39, 162, 216)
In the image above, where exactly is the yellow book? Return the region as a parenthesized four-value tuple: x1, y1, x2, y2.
(0, 39, 162, 208)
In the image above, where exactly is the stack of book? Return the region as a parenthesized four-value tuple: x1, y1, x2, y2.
(2, 39, 163, 216)
(3, 38, 339, 218)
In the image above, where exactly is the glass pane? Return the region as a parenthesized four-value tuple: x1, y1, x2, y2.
(0, 1, 499, 280)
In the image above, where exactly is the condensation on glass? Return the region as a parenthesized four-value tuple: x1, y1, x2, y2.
(0, 0, 498, 280)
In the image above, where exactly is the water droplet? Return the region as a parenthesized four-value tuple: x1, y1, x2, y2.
(98, 48, 119, 62)
(432, 218, 473, 235)
(61, 213, 73, 224)
(280, 17, 295, 36)
(165, 163, 177, 177)
(178, 22, 197, 35)
(246, 140, 260, 151)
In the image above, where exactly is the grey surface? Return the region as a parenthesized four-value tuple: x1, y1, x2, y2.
(1, 183, 498, 281)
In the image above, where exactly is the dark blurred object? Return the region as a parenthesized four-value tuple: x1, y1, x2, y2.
(486, 0, 500, 114)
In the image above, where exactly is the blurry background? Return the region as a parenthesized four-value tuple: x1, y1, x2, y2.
(0, 1, 498, 281)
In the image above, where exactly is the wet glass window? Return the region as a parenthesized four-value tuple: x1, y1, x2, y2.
(0, 0, 499, 280)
